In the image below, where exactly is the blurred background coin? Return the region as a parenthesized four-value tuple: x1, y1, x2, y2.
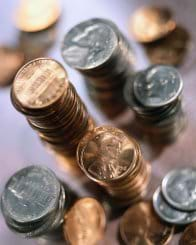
(179, 222, 196, 245)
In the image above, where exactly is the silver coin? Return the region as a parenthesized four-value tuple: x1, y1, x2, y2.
(61, 19, 118, 70)
(133, 65, 183, 108)
(161, 168, 196, 211)
(1, 165, 61, 224)
(153, 187, 196, 225)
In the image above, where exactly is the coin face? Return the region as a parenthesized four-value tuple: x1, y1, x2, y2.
(153, 187, 196, 225)
(130, 6, 176, 43)
(0, 47, 24, 87)
(120, 201, 174, 244)
(161, 168, 196, 211)
(133, 65, 183, 108)
(15, 0, 61, 32)
(1, 166, 61, 224)
(80, 126, 136, 181)
(179, 222, 196, 245)
(61, 20, 118, 70)
(64, 197, 106, 245)
(13, 58, 67, 109)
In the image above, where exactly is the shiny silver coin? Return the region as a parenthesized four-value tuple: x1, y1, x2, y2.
(162, 168, 196, 211)
(61, 19, 118, 70)
(133, 65, 183, 108)
(153, 187, 196, 225)
(1, 165, 61, 225)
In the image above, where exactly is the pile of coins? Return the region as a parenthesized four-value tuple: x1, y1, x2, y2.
(119, 201, 174, 245)
(1, 166, 68, 239)
(11, 58, 94, 170)
(61, 18, 135, 117)
(130, 6, 189, 66)
(124, 65, 185, 143)
(64, 197, 106, 245)
(153, 168, 196, 226)
(77, 126, 151, 206)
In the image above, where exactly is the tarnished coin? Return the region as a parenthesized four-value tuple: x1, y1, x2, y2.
(15, 0, 61, 32)
(64, 197, 106, 245)
(153, 187, 196, 225)
(80, 126, 136, 181)
(162, 168, 196, 211)
(13, 58, 67, 109)
(133, 65, 183, 108)
(130, 6, 176, 43)
(1, 165, 61, 225)
(179, 222, 196, 245)
(120, 201, 174, 244)
(0, 47, 24, 87)
(61, 20, 118, 70)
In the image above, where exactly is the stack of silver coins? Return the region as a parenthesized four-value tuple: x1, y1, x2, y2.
(1, 166, 68, 240)
(61, 18, 135, 117)
(124, 65, 185, 143)
(153, 168, 196, 226)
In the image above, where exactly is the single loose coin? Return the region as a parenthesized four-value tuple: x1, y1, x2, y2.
(1, 165, 61, 224)
(133, 65, 183, 108)
(0, 47, 24, 87)
(179, 222, 196, 245)
(120, 201, 174, 244)
(15, 0, 61, 32)
(80, 126, 137, 181)
(64, 197, 106, 245)
(61, 20, 118, 70)
(162, 168, 196, 211)
(13, 58, 67, 109)
(153, 187, 196, 225)
(130, 6, 176, 43)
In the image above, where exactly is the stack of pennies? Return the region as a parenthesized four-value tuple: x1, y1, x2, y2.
(1, 165, 69, 240)
(119, 201, 174, 245)
(77, 126, 151, 206)
(11, 58, 94, 173)
(153, 168, 196, 226)
(64, 197, 106, 245)
(14, 0, 61, 60)
(124, 65, 186, 143)
(61, 18, 135, 117)
(129, 6, 189, 66)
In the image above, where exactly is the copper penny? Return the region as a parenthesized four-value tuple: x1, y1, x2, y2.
(130, 6, 176, 43)
(179, 222, 196, 245)
(120, 201, 174, 245)
(15, 0, 61, 32)
(13, 58, 68, 109)
(64, 197, 106, 245)
(0, 47, 24, 87)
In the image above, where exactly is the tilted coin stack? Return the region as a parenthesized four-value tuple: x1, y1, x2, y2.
(77, 126, 151, 206)
(124, 65, 185, 143)
(61, 18, 135, 117)
(1, 166, 69, 240)
(11, 58, 94, 173)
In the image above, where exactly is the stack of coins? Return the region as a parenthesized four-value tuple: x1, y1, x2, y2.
(124, 65, 185, 143)
(61, 18, 135, 117)
(129, 6, 189, 66)
(11, 58, 94, 172)
(64, 197, 106, 245)
(119, 201, 174, 245)
(1, 166, 68, 240)
(77, 126, 151, 206)
(153, 168, 196, 226)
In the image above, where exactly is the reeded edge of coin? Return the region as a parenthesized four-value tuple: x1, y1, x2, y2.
(161, 167, 196, 211)
(13, 57, 68, 110)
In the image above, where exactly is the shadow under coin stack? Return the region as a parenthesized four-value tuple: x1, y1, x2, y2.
(1, 166, 68, 240)
(11, 58, 94, 173)
(61, 18, 135, 118)
(124, 65, 185, 143)
(77, 126, 151, 206)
